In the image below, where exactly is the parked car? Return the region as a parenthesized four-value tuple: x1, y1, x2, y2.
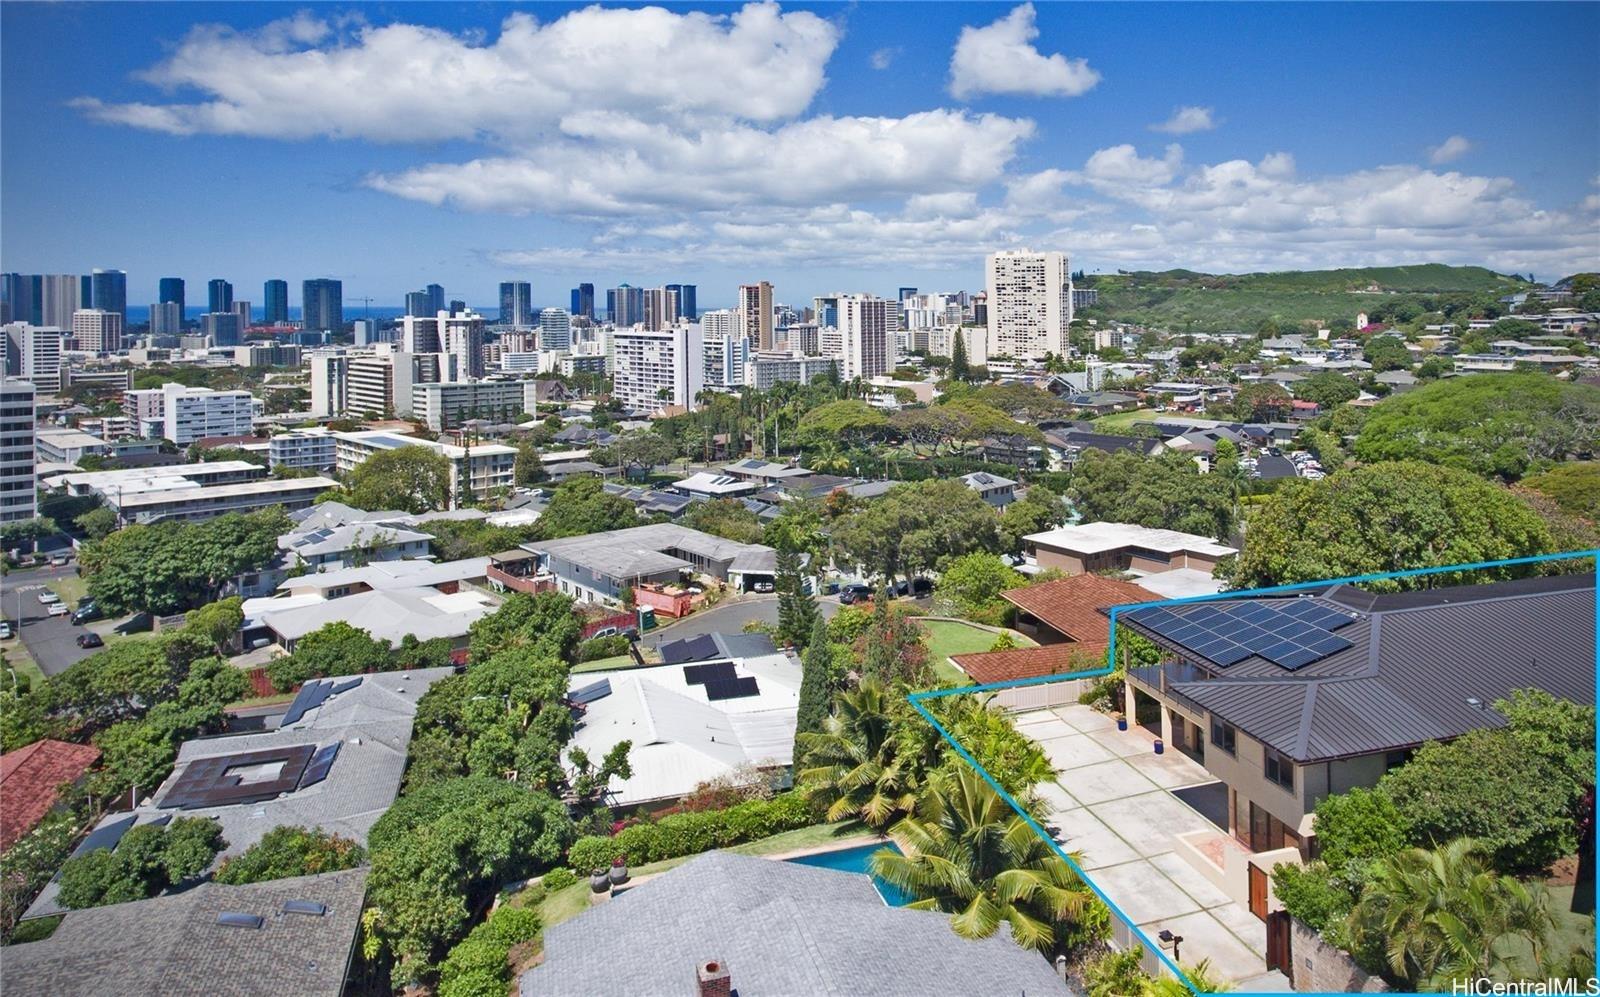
(838, 584, 876, 605)
(46, 602, 70, 617)
(751, 580, 775, 593)
(37, 591, 61, 605)
(49, 553, 70, 566)
(0, 620, 12, 640)
(71, 602, 102, 625)
(76, 632, 104, 649)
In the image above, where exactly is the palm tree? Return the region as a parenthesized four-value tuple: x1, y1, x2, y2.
(1146, 959, 1233, 997)
(796, 679, 917, 828)
(869, 765, 1099, 952)
(1346, 838, 1557, 989)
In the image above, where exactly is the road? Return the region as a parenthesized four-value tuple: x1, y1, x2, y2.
(639, 594, 841, 649)
(1, 564, 98, 677)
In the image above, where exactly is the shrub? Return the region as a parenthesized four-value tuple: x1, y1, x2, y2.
(436, 905, 541, 997)
(215, 826, 365, 885)
(1271, 862, 1355, 934)
(56, 818, 223, 909)
(565, 791, 816, 869)
(541, 867, 577, 892)
(575, 634, 631, 662)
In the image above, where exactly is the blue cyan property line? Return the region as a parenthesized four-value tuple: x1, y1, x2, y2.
(908, 548, 1600, 996)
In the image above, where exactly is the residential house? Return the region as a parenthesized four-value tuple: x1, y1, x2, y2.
(0, 740, 100, 852)
(1024, 522, 1237, 579)
(523, 523, 779, 608)
(960, 471, 1017, 509)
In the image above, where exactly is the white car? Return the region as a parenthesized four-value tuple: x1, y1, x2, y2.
(46, 601, 70, 617)
(37, 591, 61, 605)
(0, 620, 12, 640)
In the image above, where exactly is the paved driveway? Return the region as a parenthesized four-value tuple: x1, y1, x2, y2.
(1, 565, 96, 677)
(1012, 704, 1274, 986)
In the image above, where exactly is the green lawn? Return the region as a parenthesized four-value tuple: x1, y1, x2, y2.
(47, 575, 88, 607)
(1, 639, 46, 691)
(1091, 408, 1159, 432)
(918, 619, 1035, 683)
(571, 654, 637, 674)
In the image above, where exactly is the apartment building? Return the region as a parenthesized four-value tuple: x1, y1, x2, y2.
(122, 382, 254, 445)
(411, 380, 531, 431)
(333, 430, 515, 505)
(738, 282, 774, 350)
(308, 352, 349, 418)
(985, 249, 1073, 362)
(0, 378, 36, 524)
(268, 428, 337, 472)
(612, 323, 704, 412)
(3, 323, 63, 394)
(71, 309, 123, 355)
(702, 335, 750, 390)
(830, 293, 892, 380)
(751, 354, 837, 391)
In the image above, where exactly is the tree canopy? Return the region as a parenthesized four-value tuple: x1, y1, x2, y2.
(535, 476, 638, 539)
(832, 478, 1002, 581)
(1294, 371, 1361, 410)
(1067, 450, 1235, 541)
(1228, 462, 1555, 590)
(1352, 374, 1600, 480)
(346, 446, 454, 513)
(79, 507, 290, 615)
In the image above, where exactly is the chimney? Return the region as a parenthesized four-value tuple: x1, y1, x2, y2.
(696, 959, 731, 997)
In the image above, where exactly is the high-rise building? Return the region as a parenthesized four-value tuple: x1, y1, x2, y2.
(3, 324, 64, 394)
(666, 283, 697, 320)
(643, 287, 679, 331)
(159, 277, 186, 318)
(233, 301, 252, 333)
(826, 293, 892, 380)
(499, 281, 534, 327)
(813, 294, 839, 332)
(72, 309, 124, 355)
(151, 301, 183, 337)
(351, 319, 378, 346)
(899, 287, 918, 302)
(700, 309, 739, 341)
(405, 291, 432, 318)
(571, 283, 595, 321)
(448, 299, 466, 315)
(539, 308, 572, 351)
(202, 312, 242, 347)
(208, 278, 233, 315)
(303, 279, 343, 333)
(154, 382, 254, 444)
(612, 322, 704, 412)
(0, 377, 36, 524)
(90, 269, 127, 324)
(442, 310, 486, 379)
(609, 284, 643, 326)
(263, 279, 289, 324)
(984, 250, 1072, 362)
(703, 333, 749, 389)
(39, 275, 83, 329)
(401, 315, 442, 354)
(347, 353, 396, 417)
(738, 282, 774, 351)
(426, 284, 446, 316)
(2, 274, 42, 326)
(308, 352, 349, 418)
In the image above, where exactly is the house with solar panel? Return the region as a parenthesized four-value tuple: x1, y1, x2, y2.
(564, 632, 801, 810)
(1112, 573, 1594, 915)
(18, 669, 452, 923)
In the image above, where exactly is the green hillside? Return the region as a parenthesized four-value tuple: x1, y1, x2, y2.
(1080, 264, 1529, 333)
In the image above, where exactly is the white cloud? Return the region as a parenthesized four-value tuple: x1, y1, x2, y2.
(1427, 135, 1473, 165)
(870, 47, 898, 70)
(949, 4, 1100, 100)
(72, 3, 840, 142)
(1150, 105, 1218, 135)
(366, 110, 1035, 215)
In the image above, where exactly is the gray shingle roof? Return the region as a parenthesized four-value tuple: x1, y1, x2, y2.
(3, 868, 367, 997)
(522, 851, 1066, 997)
(1133, 573, 1595, 761)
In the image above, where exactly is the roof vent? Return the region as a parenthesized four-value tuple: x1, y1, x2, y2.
(282, 899, 328, 917)
(1466, 697, 1484, 709)
(217, 911, 265, 929)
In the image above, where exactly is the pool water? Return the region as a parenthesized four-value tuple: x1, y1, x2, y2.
(786, 842, 916, 906)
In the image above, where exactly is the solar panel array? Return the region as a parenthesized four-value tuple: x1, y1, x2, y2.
(1125, 599, 1356, 671)
(705, 676, 761, 701)
(683, 662, 737, 685)
(300, 743, 341, 788)
(281, 680, 333, 726)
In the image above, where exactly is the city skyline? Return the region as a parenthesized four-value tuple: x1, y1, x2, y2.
(3, 2, 1598, 307)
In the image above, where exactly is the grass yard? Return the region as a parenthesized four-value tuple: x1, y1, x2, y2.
(1091, 408, 1159, 432)
(47, 574, 89, 607)
(1, 639, 46, 691)
(918, 619, 1035, 684)
(570, 654, 637, 674)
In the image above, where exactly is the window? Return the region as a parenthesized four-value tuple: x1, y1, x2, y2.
(1210, 717, 1237, 755)
(1384, 749, 1412, 772)
(1264, 747, 1294, 791)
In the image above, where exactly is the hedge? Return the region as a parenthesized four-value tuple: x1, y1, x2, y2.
(566, 792, 814, 871)
(436, 905, 540, 997)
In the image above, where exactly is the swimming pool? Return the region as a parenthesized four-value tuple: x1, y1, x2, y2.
(785, 842, 916, 906)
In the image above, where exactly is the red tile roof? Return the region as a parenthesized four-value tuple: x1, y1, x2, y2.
(0, 740, 100, 851)
(951, 644, 1109, 685)
(1002, 573, 1156, 644)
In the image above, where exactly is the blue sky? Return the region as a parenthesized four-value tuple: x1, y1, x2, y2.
(3, 2, 1597, 310)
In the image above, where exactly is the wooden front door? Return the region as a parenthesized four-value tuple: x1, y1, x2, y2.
(1248, 863, 1269, 920)
(1266, 909, 1294, 983)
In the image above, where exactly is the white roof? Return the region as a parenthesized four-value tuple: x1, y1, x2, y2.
(567, 653, 800, 806)
(1124, 566, 1227, 599)
(673, 472, 758, 495)
(1025, 521, 1237, 559)
(262, 586, 496, 643)
(43, 460, 262, 493)
(277, 556, 489, 595)
(280, 523, 432, 557)
(116, 476, 337, 509)
(35, 428, 107, 448)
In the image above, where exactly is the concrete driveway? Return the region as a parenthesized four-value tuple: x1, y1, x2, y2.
(1012, 704, 1274, 986)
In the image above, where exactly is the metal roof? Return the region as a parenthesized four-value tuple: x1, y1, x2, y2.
(1138, 573, 1595, 761)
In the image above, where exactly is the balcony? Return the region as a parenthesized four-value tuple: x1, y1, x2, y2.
(1128, 660, 1210, 718)
(487, 550, 553, 595)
